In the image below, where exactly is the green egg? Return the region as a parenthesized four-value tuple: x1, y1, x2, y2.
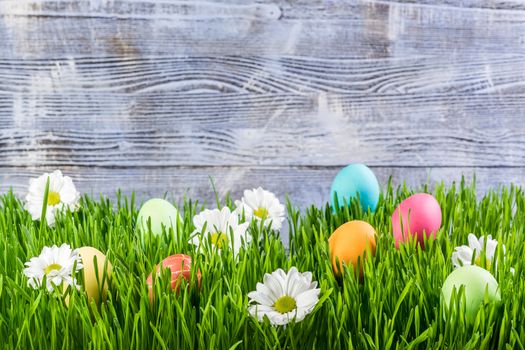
(441, 265, 501, 323)
(137, 198, 180, 236)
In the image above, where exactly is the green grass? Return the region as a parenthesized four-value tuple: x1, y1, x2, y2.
(0, 178, 524, 349)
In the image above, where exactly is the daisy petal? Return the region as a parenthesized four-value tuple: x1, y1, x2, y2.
(247, 266, 320, 327)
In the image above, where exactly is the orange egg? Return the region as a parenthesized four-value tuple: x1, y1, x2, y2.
(146, 254, 201, 301)
(328, 220, 376, 274)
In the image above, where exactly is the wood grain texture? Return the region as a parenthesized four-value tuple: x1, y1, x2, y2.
(2, 0, 525, 59)
(1, 55, 525, 94)
(0, 0, 524, 214)
(0, 92, 524, 167)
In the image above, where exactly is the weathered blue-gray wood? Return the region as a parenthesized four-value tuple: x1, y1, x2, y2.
(0, 0, 524, 215)
(2, 166, 523, 209)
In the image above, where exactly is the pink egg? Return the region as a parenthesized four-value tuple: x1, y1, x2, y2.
(391, 193, 442, 248)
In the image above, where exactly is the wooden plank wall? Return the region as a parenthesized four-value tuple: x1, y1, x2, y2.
(0, 0, 524, 210)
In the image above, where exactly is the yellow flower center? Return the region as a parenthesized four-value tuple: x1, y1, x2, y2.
(475, 255, 492, 269)
(273, 295, 297, 314)
(210, 232, 228, 249)
(47, 191, 61, 206)
(44, 263, 62, 275)
(253, 207, 268, 220)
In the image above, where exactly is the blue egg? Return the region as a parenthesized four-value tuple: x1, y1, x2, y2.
(330, 164, 380, 212)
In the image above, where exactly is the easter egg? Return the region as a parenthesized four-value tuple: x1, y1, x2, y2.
(137, 198, 180, 236)
(391, 193, 442, 248)
(77, 247, 112, 304)
(330, 164, 380, 212)
(442, 265, 500, 322)
(328, 220, 376, 274)
(146, 254, 201, 301)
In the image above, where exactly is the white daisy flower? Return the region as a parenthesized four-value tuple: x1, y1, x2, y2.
(189, 207, 251, 257)
(248, 267, 320, 326)
(25, 170, 80, 226)
(23, 243, 83, 292)
(452, 233, 507, 271)
(235, 187, 285, 230)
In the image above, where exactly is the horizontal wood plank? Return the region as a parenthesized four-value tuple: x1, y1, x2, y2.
(1, 55, 525, 94)
(0, 92, 524, 167)
(2, 166, 524, 209)
(1, 1, 525, 59)
(2, 0, 524, 19)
